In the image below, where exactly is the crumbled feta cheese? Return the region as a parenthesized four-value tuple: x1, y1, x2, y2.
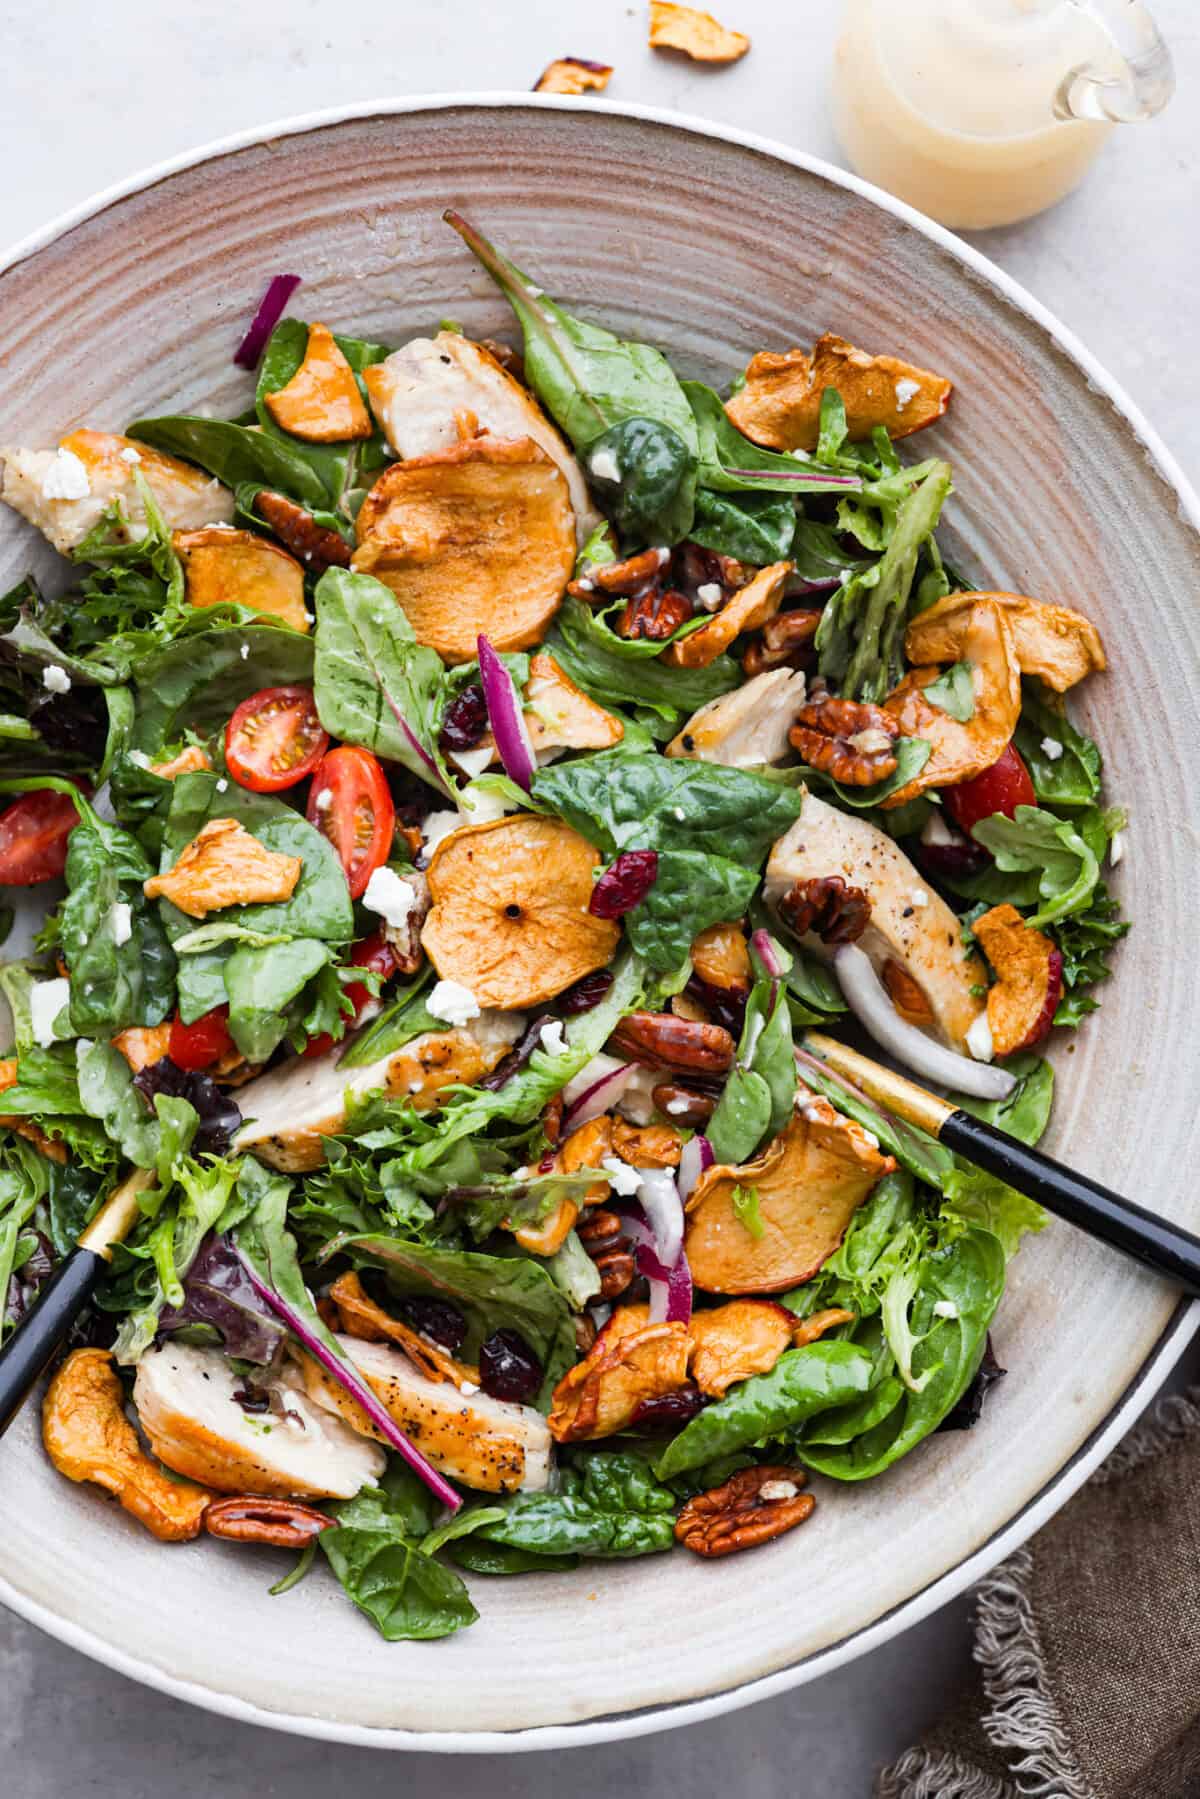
(1109, 829, 1125, 867)
(314, 787, 333, 812)
(30, 978, 71, 1047)
(600, 1156, 642, 1197)
(966, 1012, 994, 1063)
(118, 445, 142, 464)
(538, 1019, 566, 1057)
(932, 1300, 959, 1320)
(797, 1099, 827, 1124)
(575, 576, 594, 593)
(128, 750, 152, 769)
(1039, 735, 1064, 762)
(109, 902, 132, 946)
(696, 581, 724, 611)
(362, 866, 418, 928)
(41, 448, 91, 500)
(239, 643, 250, 661)
(790, 448, 811, 462)
(458, 781, 513, 826)
(672, 806, 686, 820)
(921, 811, 957, 848)
(215, 778, 228, 793)
(757, 1479, 799, 1501)
(910, 888, 929, 909)
(589, 448, 621, 484)
(451, 745, 493, 781)
(42, 663, 72, 694)
(420, 809, 466, 857)
(654, 548, 670, 566)
(894, 378, 920, 409)
(859, 1128, 880, 1149)
(460, 1380, 480, 1395)
(427, 979, 481, 1027)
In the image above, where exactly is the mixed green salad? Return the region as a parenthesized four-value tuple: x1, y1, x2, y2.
(0, 211, 1125, 1638)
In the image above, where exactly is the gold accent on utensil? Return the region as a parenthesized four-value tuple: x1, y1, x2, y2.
(76, 1167, 157, 1259)
(802, 1032, 956, 1137)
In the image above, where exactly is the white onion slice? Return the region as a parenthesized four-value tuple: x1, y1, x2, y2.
(677, 1133, 714, 1201)
(476, 632, 536, 792)
(832, 944, 1016, 1102)
(560, 1055, 636, 1132)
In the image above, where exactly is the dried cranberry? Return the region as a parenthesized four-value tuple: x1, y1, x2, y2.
(630, 1385, 707, 1431)
(915, 836, 992, 885)
(396, 1296, 468, 1354)
(559, 969, 614, 1014)
(685, 975, 748, 1036)
(589, 849, 659, 918)
(479, 1329, 543, 1403)
(439, 684, 489, 753)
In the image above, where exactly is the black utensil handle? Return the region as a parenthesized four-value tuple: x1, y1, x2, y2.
(0, 1247, 105, 1438)
(942, 1111, 1200, 1296)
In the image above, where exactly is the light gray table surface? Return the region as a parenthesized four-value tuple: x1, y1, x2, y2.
(1, 2, 1197, 1792)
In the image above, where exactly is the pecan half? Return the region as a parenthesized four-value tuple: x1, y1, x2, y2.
(778, 874, 871, 946)
(675, 1464, 815, 1558)
(577, 1209, 637, 1301)
(204, 1495, 333, 1549)
(789, 695, 901, 785)
(568, 547, 670, 599)
(617, 587, 694, 641)
(254, 490, 352, 572)
(651, 1082, 715, 1127)
(743, 607, 823, 677)
(610, 1011, 736, 1074)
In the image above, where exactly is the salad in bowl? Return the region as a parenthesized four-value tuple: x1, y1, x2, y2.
(0, 210, 1124, 1641)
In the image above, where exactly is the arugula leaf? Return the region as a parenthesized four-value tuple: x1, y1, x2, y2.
(127, 416, 330, 510)
(970, 804, 1099, 928)
(689, 490, 797, 564)
(312, 569, 450, 791)
(1014, 683, 1101, 810)
(131, 619, 314, 754)
(543, 596, 739, 728)
(467, 1451, 677, 1559)
(922, 660, 975, 722)
(320, 1485, 478, 1641)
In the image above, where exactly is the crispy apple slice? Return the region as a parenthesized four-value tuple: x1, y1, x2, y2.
(972, 903, 1064, 1057)
(726, 335, 951, 453)
(881, 599, 1022, 807)
(144, 817, 301, 918)
(666, 561, 791, 669)
(148, 745, 212, 780)
(262, 322, 372, 442)
(684, 1098, 895, 1292)
(352, 436, 575, 662)
(905, 588, 1106, 694)
(112, 1024, 173, 1073)
(534, 57, 613, 93)
(649, 0, 750, 62)
(421, 815, 619, 1008)
(688, 1299, 799, 1397)
(549, 1309, 691, 1442)
(174, 527, 309, 633)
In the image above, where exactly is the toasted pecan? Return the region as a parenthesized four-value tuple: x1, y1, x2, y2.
(789, 695, 901, 785)
(610, 1011, 736, 1074)
(204, 1495, 333, 1549)
(675, 1464, 814, 1557)
(777, 874, 871, 947)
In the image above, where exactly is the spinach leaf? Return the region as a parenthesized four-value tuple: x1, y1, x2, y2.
(654, 1339, 877, 1478)
(256, 320, 391, 518)
(543, 596, 738, 727)
(922, 660, 975, 722)
(126, 416, 329, 510)
(689, 490, 797, 564)
(468, 1451, 676, 1558)
(628, 848, 759, 969)
(448, 1540, 577, 1575)
(76, 1040, 161, 1168)
(224, 938, 332, 1061)
(951, 1052, 1053, 1146)
(707, 977, 794, 1163)
(683, 381, 861, 496)
(1014, 684, 1102, 809)
(312, 569, 450, 791)
(320, 1485, 478, 1641)
(449, 213, 699, 457)
(706, 1069, 773, 1167)
(585, 417, 696, 546)
(59, 801, 175, 1035)
(131, 619, 314, 754)
(970, 804, 1099, 928)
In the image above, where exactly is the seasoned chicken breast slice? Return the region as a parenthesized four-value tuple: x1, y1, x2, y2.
(301, 1333, 554, 1495)
(132, 1342, 385, 1499)
(667, 668, 806, 766)
(362, 332, 600, 542)
(765, 790, 985, 1052)
(233, 1013, 524, 1172)
(0, 429, 233, 555)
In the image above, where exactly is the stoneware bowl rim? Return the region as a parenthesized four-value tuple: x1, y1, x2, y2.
(1, 91, 1197, 1753)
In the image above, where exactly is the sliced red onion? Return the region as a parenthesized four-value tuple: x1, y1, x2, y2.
(233, 274, 301, 370)
(234, 1250, 460, 1510)
(832, 944, 1016, 1102)
(622, 1210, 693, 1325)
(635, 1166, 685, 1267)
(676, 1133, 714, 1202)
(750, 928, 784, 979)
(561, 1055, 636, 1133)
(477, 634, 536, 792)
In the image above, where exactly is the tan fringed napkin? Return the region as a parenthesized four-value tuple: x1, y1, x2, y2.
(878, 1386, 1200, 1799)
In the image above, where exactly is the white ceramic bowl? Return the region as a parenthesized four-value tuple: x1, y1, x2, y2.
(1, 95, 1198, 1751)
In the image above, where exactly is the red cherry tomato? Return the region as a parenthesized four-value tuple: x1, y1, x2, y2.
(302, 931, 402, 1057)
(943, 744, 1036, 836)
(0, 787, 83, 885)
(306, 747, 395, 899)
(169, 1006, 235, 1071)
(225, 686, 329, 793)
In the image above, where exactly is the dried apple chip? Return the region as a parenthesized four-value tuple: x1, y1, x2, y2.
(881, 599, 1022, 808)
(144, 817, 301, 919)
(666, 561, 791, 669)
(725, 334, 952, 453)
(972, 903, 1064, 1057)
(421, 815, 619, 1009)
(174, 527, 309, 633)
(352, 436, 575, 663)
(905, 589, 1106, 694)
(534, 57, 613, 94)
(262, 322, 372, 442)
(649, 0, 750, 63)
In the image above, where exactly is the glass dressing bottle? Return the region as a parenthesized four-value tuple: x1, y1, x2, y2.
(830, 0, 1174, 229)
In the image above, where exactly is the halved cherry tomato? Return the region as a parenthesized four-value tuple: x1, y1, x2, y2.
(225, 686, 329, 793)
(0, 787, 83, 885)
(302, 931, 401, 1057)
(169, 1006, 235, 1071)
(943, 744, 1036, 836)
(306, 747, 395, 900)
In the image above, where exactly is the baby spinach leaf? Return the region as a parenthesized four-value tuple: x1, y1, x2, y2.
(689, 490, 797, 564)
(312, 569, 450, 792)
(707, 1068, 773, 1167)
(448, 1540, 577, 1575)
(224, 938, 332, 1061)
(970, 804, 1099, 928)
(683, 381, 860, 496)
(59, 802, 175, 1035)
(448, 213, 699, 458)
(321, 1486, 478, 1641)
(708, 977, 795, 1162)
(543, 596, 739, 726)
(654, 1339, 877, 1479)
(126, 416, 329, 510)
(627, 847, 758, 970)
(76, 1040, 161, 1168)
(131, 619, 314, 754)
(951, 1052, 1053, 1146)
(585, 416, 696, 546)
(922, 660, 975, 722)
(469, 1451, 677, 1559)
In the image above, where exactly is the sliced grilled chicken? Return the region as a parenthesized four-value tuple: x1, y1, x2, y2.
(234, 1012, 524, 1172)
(1, 429, 233, 555)
(667, 668, 806, 766)
(362, 331, 600, 542)
(301, 1333, 554, 1494)
(132, 1342, 385, 1499)
(765, 789, 985, 1052)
